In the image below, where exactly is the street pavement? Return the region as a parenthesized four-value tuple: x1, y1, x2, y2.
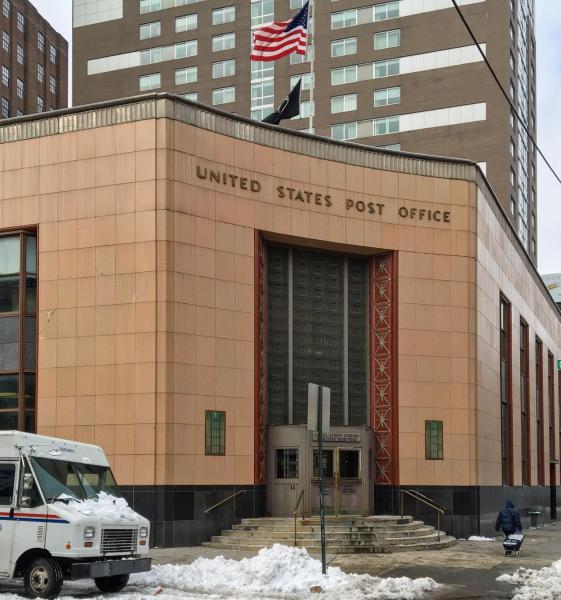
(1, 522, 561, 598)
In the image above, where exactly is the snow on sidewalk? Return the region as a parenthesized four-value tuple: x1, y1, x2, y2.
(467, 536, 496, 542)
(1, 544, 439, 600)
(131, 544, 439, 599)
(497, 558, 561, 599)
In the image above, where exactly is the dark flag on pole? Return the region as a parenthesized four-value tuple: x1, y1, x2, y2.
(262, 79, 301, 125)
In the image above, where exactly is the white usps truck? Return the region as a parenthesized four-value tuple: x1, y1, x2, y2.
(0, 431, 151, 598)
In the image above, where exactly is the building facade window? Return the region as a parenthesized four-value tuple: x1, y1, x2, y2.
(139, 0, 161, 13)
(331, 9, 357, 29)
(37, 64, 44, 83)
(500, 296, 512, 485)
(290, 72, 313, 90)
(374, 86, 400, 106)
(536, 337, 544, 485)
(548, 352, 555, 481)
(331, 121, 357, 140)
(276, 449, 298, 479)
(1, 96, 7, 118)
(331, 93, 357, 114)
(520, 319, 530, 485)
(16, 10, 23, 32)
(212, 85, 235, 105)
(140, 21, 161, 39)
(37, 32, 44, 52)
(16, 44, 23, 65)
(251, 0, 274, 28)
(2, 0, 8, 18)
(205, 411, 225, 455)
(374, 1, 400, 21)
(374, 29, 400, 50)
(266, 246, 369, 427)
(212, 59, 235, 79)
(36, 96, 43, 112)
(425, 421, 443, 460)
(2, 31, 9, 53)
(16, 78, 23, 99)
(0, 233, 37, 433)
(49, 75, 56, 95)
(183, 92, 197, 101)
(175, 65, 197, 85)
(1, 65, 8, 87)
(374, 115, 399, 135)
(374, 58, 400, 78)
(49, 45, 57, 64)
(331, 64, 357, 85)
(331, 37, 356, 58)
(139, 72, 161, 91)
(175, 14, 196, 32)
(212, 32, 235, 52)
(290, 44, 313, 64)
(212, 5, 235, 25)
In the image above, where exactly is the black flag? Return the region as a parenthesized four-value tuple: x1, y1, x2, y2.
(262, 79, 301, 125)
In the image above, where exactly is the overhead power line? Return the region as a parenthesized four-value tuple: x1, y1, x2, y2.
(451, 0, 561, 187)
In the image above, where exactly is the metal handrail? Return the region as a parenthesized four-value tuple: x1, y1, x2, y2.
(293, 489, 305, 547)
(204, 490, 248, 515)
(400, 489, 446, 542)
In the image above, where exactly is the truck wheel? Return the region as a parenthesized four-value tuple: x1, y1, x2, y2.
(94, 574, 130, 593)
(24, 556, 64, 599)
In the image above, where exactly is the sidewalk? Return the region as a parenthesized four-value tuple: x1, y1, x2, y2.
(149, 522, 561, 599)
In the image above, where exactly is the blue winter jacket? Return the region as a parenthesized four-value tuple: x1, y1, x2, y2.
(495, 500, 523, 534)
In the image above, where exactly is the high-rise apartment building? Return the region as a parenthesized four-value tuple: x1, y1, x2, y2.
(72, 0, 537, 261)
(0, 0, 68, 117)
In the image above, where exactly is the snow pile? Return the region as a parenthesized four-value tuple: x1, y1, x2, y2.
(132, 544, 439, 599)
(65, 491, 138, 521)
(498, 559, 561, 600)
(467, 536, 496, 542)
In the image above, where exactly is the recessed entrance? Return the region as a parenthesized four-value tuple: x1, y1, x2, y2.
(267, 425, 373, 517)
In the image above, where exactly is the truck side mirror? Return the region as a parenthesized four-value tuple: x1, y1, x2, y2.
(21, 496, 31, 508)
(23, 473, 34, 490)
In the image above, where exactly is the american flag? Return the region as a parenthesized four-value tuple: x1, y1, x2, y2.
(251, 2, 309, 62)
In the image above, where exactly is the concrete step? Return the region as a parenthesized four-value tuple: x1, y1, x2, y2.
(205, 515, 456, 554)
(231, 521, 426, 533)
(202, 535, 457, 553)
(209, 531, 446, 547)
(221, 525, 437, 540)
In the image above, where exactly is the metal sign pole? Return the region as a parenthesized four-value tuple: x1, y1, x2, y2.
(318, 385, 326, 575)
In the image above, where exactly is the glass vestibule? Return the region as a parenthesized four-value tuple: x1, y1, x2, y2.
(266, 245, 369, 427)
(0, 232, 37, 432)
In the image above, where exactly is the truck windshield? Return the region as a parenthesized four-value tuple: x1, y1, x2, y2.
(30, 457, 121, 503)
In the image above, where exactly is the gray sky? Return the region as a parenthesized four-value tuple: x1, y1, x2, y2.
(30, 0, 561, 275)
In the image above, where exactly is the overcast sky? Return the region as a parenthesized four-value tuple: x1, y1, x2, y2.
(30, 0, 561, 275)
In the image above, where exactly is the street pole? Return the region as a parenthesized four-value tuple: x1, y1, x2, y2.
(318, 386, 326, 575)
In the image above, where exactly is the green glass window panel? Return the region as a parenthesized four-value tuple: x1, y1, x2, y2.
(425, 420, 443, 460)
(348, 258, 368, 425)
(0, 374, 18, 412)
(293, 250, 344, 425)
(267, 246, 289, 425)
(0, 274, 19, 313)
(24, 316, 36, 369)
(25, 236, 36, 274)
(0, 237, 20, 275)
(205, 411, 225, 455)
(0, 317, 19, 371)
(25, 275, 36, 313)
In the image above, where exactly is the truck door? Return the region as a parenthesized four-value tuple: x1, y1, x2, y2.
(10, 457, 48, 572)
(0, 461, 17, 577)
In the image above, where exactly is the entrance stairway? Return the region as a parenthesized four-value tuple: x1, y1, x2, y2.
(203, 515, 456, 553)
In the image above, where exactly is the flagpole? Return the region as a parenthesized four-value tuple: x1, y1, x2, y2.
(308, 0, 315, 132)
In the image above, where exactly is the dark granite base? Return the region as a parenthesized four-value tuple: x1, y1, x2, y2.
(119, 484, 266, 547)
(374, 485, 561, 539)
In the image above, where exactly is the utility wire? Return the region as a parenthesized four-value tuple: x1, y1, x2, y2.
(451, 0, 561, 187)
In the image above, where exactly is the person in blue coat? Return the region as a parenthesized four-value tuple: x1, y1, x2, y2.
(495, 500, 523, 537)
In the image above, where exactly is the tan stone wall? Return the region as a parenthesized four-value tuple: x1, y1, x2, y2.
(165, 119, 477, 487)
(476, 191, 561, 486)
(5, 114, 556, 490)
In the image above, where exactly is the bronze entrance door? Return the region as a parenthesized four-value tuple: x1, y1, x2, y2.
(312, 448, 362, 515)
